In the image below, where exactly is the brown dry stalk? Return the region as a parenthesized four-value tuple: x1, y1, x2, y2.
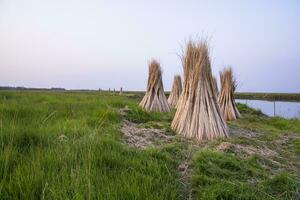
(171, 40, 228, 141)
(218, 67, 241, 121)
(139, 59, 171, 112)
(168, 75, 182, 108)
(212, 76, 219, 97)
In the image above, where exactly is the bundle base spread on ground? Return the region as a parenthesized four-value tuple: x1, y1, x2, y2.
(139, 59, 171, 112)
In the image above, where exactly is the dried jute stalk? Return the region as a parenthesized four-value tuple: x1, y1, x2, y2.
(168, 75, 182, 108)
(171, 40, 228, 141)
(218, 67, 241, 121)
(139, 59, 171, 112)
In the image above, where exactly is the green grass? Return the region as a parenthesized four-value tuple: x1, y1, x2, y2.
(292, 139, 300, 155)
(191, 151, 299, 199)
(233, 103, 300, 140)
(0, 91, 299, 199)
(190, 104, 300, 199)
(0, 91, 182, 199)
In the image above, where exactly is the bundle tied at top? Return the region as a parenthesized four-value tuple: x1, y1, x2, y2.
(139, 59, 171, 112)
(218, 67, 241, 121)
(171, 40, 228, 141)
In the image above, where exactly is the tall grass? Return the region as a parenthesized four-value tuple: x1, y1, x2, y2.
(0, 91, 181, 199)
(0, 91, 299, 199)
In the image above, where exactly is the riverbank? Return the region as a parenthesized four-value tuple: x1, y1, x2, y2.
(235, 92, 300, 102)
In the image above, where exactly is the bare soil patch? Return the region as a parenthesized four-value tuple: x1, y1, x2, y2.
(216, 141, 278, 157)
(229, 126, 261, 137)
(120, 119, 175, 149)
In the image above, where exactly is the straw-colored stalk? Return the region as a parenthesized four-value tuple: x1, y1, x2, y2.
(171, 40, 228, 141)
(168, 75, 182, 107)
(218, 67, 241, 121)
(212, 76, 219, 97)
(139, 59, 171, 112)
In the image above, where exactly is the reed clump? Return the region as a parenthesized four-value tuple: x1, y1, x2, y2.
(168, 75, 182, 108)
(218, 67, 241, 121)
(139, 59, 171, 112)
(171, 40, 228, 141)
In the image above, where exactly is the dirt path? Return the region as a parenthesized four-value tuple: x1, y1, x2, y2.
(177, 142, 198, 200)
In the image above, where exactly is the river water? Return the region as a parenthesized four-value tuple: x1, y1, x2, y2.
(236, 99, 300, 119)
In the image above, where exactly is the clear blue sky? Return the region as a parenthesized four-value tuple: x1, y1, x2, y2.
(0, 0, 299, 92)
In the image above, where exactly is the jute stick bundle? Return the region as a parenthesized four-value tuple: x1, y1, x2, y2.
(218, 67, 241, 121)
(171, 40, 228, 141)
(168, 75, 182, 108)
(139, 59, 171, 112)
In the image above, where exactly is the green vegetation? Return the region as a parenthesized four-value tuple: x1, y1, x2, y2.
(0, 91, 299, 199)
(191, 151, 298, 199)
(0, 91, 182, 199)
(233, 103, 300, 138)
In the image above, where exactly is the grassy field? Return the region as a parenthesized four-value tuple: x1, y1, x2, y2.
(0, 91, 299, 199)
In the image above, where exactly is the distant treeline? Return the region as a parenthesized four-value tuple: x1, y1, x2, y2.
(1, 87, 299, 102)
(0, 86, 66, 91)
(235, 92, 300, 102)
(0, 86, 113, 92)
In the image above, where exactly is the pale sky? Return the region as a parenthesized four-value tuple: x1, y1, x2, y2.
(0, 0, 299, 92)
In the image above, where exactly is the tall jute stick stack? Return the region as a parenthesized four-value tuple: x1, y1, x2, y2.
(218, 67, 241, 121)
(139, 59, 171, 112)
(171, 40, 228, 141)
(168, 75, 182, 107)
